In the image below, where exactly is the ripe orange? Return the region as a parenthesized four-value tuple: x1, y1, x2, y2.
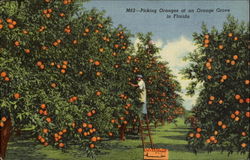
(230, 60, 236, 65)
(59, 143, 65, 148)
(246, 98, 250, 103)
(96, 91, 101, 96)
(210, 136, 215, 141)
(0, 72, 7, 77)
(0, 122, 4, 127)
(82, 123, 87, 128)
(77, 128, 83, 133)
(40, 138, 45, 143)
(204, 34, 209, 39)
(89, 144, 95, 148)
(40, 104, 46, 109)
(196, 128, 202, 132)
(214, 131, 218, 135)
(218, 100, 223, 104)
(235, 94, 241, 100)
(218, 45, 224, 49)
(91, 110, 96, 114)
(217, 121, 223, 126)
(51, 83, 57, 88)
(241, 132, 246, 136)
(195, 133, 201, 138)
(94, 61, 100, 66)
(97, 137, 101, 141)
(99, 48, 104, 52)
(14, 41, 20, 46)
(209, 96, 215, 101)
(207, 75, 212, 80)
(228, 33, 233, 37)
(235, 110, 240, 115)
(206, 139, 211, 143)
(233, 55, 238, 60)
(61, 69, 66, 74)
(234, 37, 238, 41)
(230, 114, 236, 119)
(87, 112, 92, 117)
(8, 24, 14, 29)
(1, 117, 7, 122)
(225, 59, 230, 63)
(4, 77, 9, 81)
(208, 100, 212, 104)
(221, 124, 227, 129)
(189, 133, 194, 138)
(239, 99, 244, 104)
(24, 49, 30, 54)
(96, 72, 101, 76)
(222, 75, 228, 80)
(91, 137, 97, 142)
(14, 93, 21, 99)
(204, 39, 210, 44)
(245, 80, 250, 85)
(235, 117, 240, 121)
(241, 143, 247, 148)
(0, 24, 3, 29)
(88, 124, 93, 128)
(43, 129, 48, 133)
(46, 117, 52, 123)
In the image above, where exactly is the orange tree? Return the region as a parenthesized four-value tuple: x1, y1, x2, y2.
(0, 0, 140, 157)
(182, 16, 249, 156)
(0, 0, 182, 158)
(129, 33, 184, 128)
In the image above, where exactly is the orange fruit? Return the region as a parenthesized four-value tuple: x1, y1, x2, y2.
(59, 131, 63, 135)
(225, 59, 230, 63)
(43, 129, 48, 133)
(218, 45, 224, 49)
(228, 33, 233, 37)
(1, 117, 7, 122)
(0, 24, 3, 29)
(59, 143, 65, 148)
(245, 80, 250, 85)
(62, 129, 67, 133)
(195, 133, 201, 138)
(196, 128, 202, 132)
(210, 136, 215, 141)
(77, 128, 83, 133)
(235, 117, 240, 121)
(246, 98, 250, 103)
(189, 133, 194, 137)
(214, 131, 218, 135)
(99, 48, 104, 52)
(89, 144, 95, 148)
(46, 117, 52, 123)
(36, 61, 43, 66)
(24, 49, 30, 54)
(218, 100, 223, 104)
(208, 101, 213, 104)
(217, 121, 223, 126)
(14, 41, 20, 46)
(230, 60, 236, 65)
(239, 99, 244, 104)
(222, 75, 228, 80)
(206, 139, 211, 143)
(96, 72, 101, 76)
(209, 96, 215, 101)
(91, 110, 96, 114)
(233, 55, 238, 60)
(230, 114, 236, 119)
(61, 69, 66, 74)
(0, 72, 7, 77)
(0, 122, 4, 127)
(82, 123, 87, 128)
(40, 104, 46, 109)
(88, 124, 93, 128)
(14, 93, 21, 99)
(204, 34, 209, 39)
(51, 83, 57, 88)
(241, 132, 246, 136)
(235, 110, 240, 115)
(207, 75, 212, 80)
(235, 94, 241, 100)
(40, 138, 45, 143)
(221, 124, 227, 129)
(241, 143, 247, 148)
(87, 112, 92, 117)
(91, 137, 97, 142)
(234, 37, 238, 41)
(204, 39, 210, 44)
(94, 61, 100, 66)
(96, 91, 101, 96)
(97, 137, 101, 141)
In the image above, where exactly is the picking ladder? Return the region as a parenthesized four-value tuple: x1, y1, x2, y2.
(139, 114, 154, 149)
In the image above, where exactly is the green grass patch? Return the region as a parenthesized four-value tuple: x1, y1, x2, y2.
(5, 118, 248, 160)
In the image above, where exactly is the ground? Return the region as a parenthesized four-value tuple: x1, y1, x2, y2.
(5, 118, 248, 160)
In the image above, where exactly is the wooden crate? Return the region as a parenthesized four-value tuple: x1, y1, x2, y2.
(144, 148, 168, 160)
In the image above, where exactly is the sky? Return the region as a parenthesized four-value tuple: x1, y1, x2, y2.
(83, 0, 249, 110)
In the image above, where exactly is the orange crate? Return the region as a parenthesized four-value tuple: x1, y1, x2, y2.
(144, 148, 168, 160)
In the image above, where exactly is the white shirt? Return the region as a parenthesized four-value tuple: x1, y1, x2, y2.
(138, 79, 146, 103)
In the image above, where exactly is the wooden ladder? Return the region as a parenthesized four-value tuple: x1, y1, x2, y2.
(139, 114, 154, 149)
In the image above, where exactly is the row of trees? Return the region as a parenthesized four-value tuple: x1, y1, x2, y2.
(183, 16, 249, 156)
(0, 0, 183, 158)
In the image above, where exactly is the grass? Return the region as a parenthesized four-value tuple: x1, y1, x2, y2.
(5, 118, 249, 160)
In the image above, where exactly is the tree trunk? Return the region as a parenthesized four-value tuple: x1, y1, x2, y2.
(119, 124, 126, 141)
(0, 118, 12, 159)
